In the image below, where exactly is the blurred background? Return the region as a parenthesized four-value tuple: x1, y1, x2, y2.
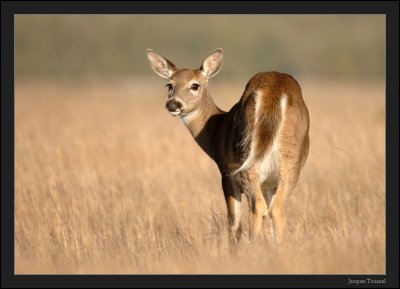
(15, 15, 386, 274)
(15, 15, 385, 81)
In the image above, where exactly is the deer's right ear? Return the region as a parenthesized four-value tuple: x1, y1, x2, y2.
(146, 49, 177, 79)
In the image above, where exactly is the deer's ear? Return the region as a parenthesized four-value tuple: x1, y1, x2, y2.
(146, 49, 177, 79)
(200, 48, 223, 79)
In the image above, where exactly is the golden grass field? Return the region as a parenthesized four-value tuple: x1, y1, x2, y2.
(15, 77, 385, 274)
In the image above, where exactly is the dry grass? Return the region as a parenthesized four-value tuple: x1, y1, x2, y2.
(15, 76, 385, 274)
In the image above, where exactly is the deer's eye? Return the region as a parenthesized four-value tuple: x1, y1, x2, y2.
(166, 84, 173, 91)
(166, 84, 174, 97)
(190, 83, 200, 91)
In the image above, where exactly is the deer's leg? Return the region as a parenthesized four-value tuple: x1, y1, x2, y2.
(260, 184, 278, 237)
(270, 162, 301, 243)
(271, 106, 309, 243)
(243, 172, 267, 241)
(222, 176, 242, 244)
(269, 183, 287, 243)
(260, 183, 278, 215)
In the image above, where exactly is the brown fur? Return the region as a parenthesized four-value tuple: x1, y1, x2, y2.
(147, 49, 310, 244)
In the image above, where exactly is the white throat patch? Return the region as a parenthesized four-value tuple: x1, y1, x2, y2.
(180, 110, 198, 126)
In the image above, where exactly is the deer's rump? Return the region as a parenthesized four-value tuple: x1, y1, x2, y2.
(228, 71, 304, 175)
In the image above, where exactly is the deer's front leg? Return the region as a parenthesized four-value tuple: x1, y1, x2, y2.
(222, 176, 242, 245)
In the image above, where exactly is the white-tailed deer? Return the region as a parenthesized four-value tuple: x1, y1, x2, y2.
(146, 48, 310, 243)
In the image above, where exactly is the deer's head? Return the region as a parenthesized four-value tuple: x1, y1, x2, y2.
(146, 49, 223, 117)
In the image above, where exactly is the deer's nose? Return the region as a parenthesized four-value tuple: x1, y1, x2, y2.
(166, 100, 181, 112)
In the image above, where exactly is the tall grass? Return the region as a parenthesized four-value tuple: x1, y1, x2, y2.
(15, 77, 385, 274)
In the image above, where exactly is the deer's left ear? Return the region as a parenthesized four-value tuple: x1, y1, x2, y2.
(200, 48, 223, 79)
(146, 49, 177, 79)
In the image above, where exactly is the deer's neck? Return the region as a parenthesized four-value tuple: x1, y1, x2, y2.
(180, 93, 225, 162)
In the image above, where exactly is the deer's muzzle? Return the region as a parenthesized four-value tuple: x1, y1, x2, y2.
(166, 100, 182, 114)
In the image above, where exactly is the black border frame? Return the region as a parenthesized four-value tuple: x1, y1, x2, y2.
(1, 1, 399, 288)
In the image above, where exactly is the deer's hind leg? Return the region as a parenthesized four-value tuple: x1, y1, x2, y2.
(260, 183, 278, 237)
(236, 169, 267, 241)
(270, 120, 309, 243)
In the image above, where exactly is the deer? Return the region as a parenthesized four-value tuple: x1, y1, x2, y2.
(146, 48, 310, 244)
